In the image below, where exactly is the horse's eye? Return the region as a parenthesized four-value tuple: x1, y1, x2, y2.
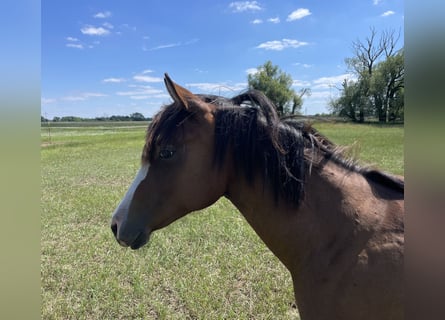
(159, 148, 175, 160)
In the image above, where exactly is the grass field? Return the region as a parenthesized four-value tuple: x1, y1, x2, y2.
(41, 121, 403, 319)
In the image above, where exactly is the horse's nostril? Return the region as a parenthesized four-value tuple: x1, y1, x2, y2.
(111, 222, 118, 237)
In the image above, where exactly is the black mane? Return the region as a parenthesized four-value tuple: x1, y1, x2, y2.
(213, 91, 308, 205)
(144, 89, 404, 206)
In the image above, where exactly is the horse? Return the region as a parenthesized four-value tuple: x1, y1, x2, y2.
(111, 74, 404, 320)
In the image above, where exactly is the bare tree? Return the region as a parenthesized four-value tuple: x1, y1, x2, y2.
(333, 28, 404, 123)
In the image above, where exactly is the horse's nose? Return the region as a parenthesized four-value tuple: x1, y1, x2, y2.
(111, 221, 118, 238)
(110, 217, 132, 247)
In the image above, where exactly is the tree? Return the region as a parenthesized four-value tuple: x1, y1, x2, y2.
(330, 79, 371, 122)
(370, 49, 404, 122)
(247, 61, 308, 116)
(331, 28, 404, 123)
(60, 116, 82, 122)
(130, 112, 146, 121)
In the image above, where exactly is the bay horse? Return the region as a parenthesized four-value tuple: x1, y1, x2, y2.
(111, 74, 404, 320)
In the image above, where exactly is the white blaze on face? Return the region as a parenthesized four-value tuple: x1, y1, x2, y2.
(112, 164, 150, 222)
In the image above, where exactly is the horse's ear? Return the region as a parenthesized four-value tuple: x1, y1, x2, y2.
(164, 73, 213, 116)
(164, 73, 196, 110)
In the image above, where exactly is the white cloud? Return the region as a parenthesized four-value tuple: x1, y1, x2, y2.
(310, 91, 333, 99)
(251, 19, 263, 24)
(268, 17, 280, 24)
(373, 0, 383, 5)
(293, 62, 313, 68)
(66, 43, 84, 49)
(312, 74, 355, 89)
(94, 11, 112, 19)
(186, 82, 246, 93)
(185, 38, 199, 45)
(41, 98, 56, 104)
(129, 96, 151, 100)
(84, 92, 107, 98)
(292, 79, 311, 87)
(256, 39, 309, 51)
(81, 25, 110, 36)
(66, 36, 83, 49)
(127, 93, 169, 100)
(62, 92, 107, 101)
(103, 22, 114, 29)
(62, 96, 86, 101)
(145, 39, 198, 51)
(146, 42, 181, 51)
(229, 1, 263, 13)
(381, 10, 395, 17)
(245, 68, 259, 75)
(133, 75, 163, 83)
(117, 86, 164, 97)
(103, 78, 126, 83)
(287, 8, 312, 21)
(194, 68, 208, 74)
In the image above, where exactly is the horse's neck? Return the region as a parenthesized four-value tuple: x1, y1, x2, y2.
(225, 175, 302, 269)
(225, 161, 380, 273)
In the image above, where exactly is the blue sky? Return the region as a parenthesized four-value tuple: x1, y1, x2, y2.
(42, 0, 404, 119)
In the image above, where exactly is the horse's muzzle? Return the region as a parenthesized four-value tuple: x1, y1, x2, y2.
(110, 220, 149, 250)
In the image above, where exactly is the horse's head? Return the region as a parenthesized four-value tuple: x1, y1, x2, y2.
(111, 74, 229, 249)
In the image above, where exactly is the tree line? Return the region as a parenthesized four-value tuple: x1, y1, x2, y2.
(41, 112, 150, 122)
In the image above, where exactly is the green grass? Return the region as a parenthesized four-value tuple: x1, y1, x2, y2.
(314, 122, 404, 175)
(41, 122, 403, 319)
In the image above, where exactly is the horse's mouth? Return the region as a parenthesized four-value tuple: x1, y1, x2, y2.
(129, 231, 150, 250)
(111, 223, 151, 250)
